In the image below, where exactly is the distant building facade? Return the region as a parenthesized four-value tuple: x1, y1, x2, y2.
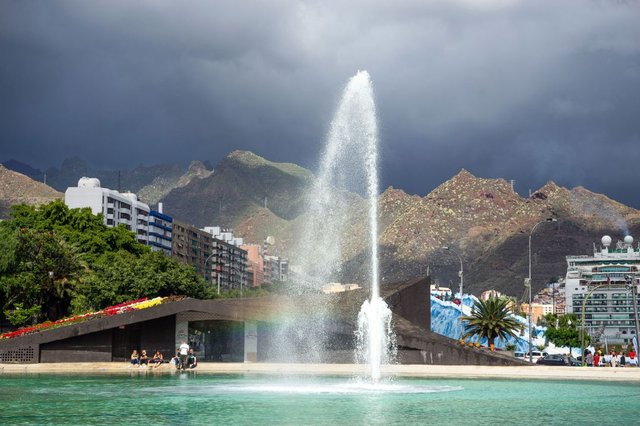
(480, 290, 503, 300)
(264, 255, 289, 283)
(172, 219, 247, 291)
(147, 203, 173, 255)
(520, 302, 553, 325)
(239, 244, 289, 288)
(241, 244, 265, 288)
(64, 177, 150, 245)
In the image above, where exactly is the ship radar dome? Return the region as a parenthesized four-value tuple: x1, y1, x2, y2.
(77, 177, 101, 188)
(624, 235, 634, 244)
(601, 235, 612, 247)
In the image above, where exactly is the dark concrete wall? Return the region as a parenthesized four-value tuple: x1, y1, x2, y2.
(140, 315, 175, 359)
(39, 316, 176, 363)
(397, 346, 525, 366)
(41, 330, 112, 363)
(385, 277, 430, 330)
(396, 324, 528, 366)
(0, 344, 39, 363)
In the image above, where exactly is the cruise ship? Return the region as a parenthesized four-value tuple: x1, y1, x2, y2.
(565, 235, 640, 346)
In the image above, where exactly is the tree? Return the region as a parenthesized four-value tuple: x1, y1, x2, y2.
(460, 297, 521, 349)
(544, 313, 586, 354)
(72, 250, 214, 312)
(0, 228, 84, 324)
(1, 201, 218, 324)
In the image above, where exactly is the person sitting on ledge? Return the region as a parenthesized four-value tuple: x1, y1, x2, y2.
(152, 350, 164, 368)
(171, 350, 181, 369)
(139, 349, 149, 367)
(130, 350, 139, 367)
(187, 348, 197, 369)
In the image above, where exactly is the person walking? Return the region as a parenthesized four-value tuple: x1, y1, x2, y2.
(179, 341, 190, 370)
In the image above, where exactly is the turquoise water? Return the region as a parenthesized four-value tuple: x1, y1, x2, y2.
(1, 373, 638, 425)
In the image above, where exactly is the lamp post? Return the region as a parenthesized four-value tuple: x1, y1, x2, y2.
(527, 217, 557, 362)
(443, 246, 465, 343)
(204, 253, 215, 282)
(204, 253, 224, 295)
(580, 283, 606, 366)
(443, 246, 464, 311)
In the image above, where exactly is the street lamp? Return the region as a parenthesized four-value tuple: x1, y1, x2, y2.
(527, 217, 557, 362)
(204, 253, 224, 295)
(443, 246, 464, 316)
(204, 253, 215, 282)
(580, 283, 606, 366)
(443, 246, 465, 343)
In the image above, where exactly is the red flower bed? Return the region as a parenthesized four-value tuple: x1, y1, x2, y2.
(0, 298, 150, 340)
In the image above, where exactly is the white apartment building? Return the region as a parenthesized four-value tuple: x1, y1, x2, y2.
(65, 177, 150, 244)
(203, 226, 244, 246)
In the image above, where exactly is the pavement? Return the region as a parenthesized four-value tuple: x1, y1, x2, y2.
(2, 362, 640, 381)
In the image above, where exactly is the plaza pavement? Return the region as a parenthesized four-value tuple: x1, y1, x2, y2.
(2, 362, 640, 381)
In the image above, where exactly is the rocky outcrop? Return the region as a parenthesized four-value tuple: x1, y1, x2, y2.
(0, 165, 62, 218)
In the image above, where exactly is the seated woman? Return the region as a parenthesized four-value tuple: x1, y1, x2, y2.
(152, 350, 164, 368)
(130, 350, 139, 366)
(139, 349, 149, 366)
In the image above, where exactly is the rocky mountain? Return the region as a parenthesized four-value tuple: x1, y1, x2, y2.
(137, 160, 213, 206)
(1, 159, 44, 181)
(172, 155, 639, 298)
(2, 157, 214, 208)
(369, 171, 640, 297)
(40, 157, 185, 197)
(4, 150, 638, 299)
(160, 150, 313, 229)
(0, 165, 62, 218)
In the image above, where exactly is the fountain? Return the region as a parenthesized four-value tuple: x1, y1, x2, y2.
(294, 70, 396, 379)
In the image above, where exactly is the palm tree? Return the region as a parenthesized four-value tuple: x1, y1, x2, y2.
(460, 297, 521, 349)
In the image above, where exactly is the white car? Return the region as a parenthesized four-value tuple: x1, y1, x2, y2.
(514, 350, 548, 363)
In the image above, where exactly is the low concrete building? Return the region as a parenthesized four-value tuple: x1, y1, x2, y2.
(0, 277, 526, 366)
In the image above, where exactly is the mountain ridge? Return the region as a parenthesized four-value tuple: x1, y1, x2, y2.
(3, 152, 638, 298)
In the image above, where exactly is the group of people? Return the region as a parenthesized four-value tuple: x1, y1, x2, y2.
(130, 349, 164, 368)
(584, 349, 637, 367)
(129, 341, 198, 370)
(171, 341, 198, 370)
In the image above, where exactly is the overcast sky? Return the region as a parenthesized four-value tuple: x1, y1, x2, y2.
(1, 1, 640, 206)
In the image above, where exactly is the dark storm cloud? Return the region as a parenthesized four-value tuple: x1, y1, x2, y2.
(1, 1, 640, 206)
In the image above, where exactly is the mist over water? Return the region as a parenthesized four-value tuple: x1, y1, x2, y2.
(270, 71, 396, 376)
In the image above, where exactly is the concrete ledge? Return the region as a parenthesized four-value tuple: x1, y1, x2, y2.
(2, 362, 640, 382)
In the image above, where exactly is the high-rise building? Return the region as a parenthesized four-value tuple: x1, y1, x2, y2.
(64, 177, 149, 245)
(172, 219, 247, 291)
(148, 203, 173, 256)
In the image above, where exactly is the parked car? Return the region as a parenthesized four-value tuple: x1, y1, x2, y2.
(536, 354, 579, 366)
(515, 350, 548, 363)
